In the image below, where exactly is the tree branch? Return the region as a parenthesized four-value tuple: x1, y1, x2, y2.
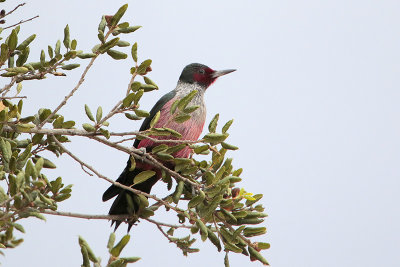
(4, 3, 25, 17)
(38, 56, 98, 128)
(51, 136, 184, 214)
(42, 209, 129, 221)
(145, 217, 192, 229)
(3, 15, 39, 30)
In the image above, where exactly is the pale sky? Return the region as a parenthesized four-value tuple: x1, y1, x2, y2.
(2, 1, 400, 266)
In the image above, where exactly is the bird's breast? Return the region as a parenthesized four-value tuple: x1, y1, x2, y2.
(138, 94, 206, 158)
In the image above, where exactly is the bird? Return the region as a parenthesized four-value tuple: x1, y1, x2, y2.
(102, 63, 236, 231)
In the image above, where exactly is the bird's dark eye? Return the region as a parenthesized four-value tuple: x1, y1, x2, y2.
(199, 69, 205, 74)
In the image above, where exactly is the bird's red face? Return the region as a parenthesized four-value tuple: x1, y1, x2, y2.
(179, 63, 236, 88)
(192, 67, 216, 87)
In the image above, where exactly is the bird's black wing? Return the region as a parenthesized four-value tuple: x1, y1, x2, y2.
(133, 90, 176, 148)
(102, 90, 176, 202)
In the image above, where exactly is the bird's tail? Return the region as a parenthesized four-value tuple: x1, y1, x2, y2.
(102, 164, 158, 231)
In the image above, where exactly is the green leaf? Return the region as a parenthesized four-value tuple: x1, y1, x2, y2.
(174, 114, 191, 123)
(203, 133, 228, 143)
(40, 50, 45, 65)
(116, 40, 130, 47)
(221, 209, 237, 224)
(243, 227, 267, 237)
(16, 34, 36, 51)
(0, 43, 9, 63)
(140, 83, 157, 92)
(48, 45, 54, 58)
(55, 40, 61, 56)
(143, 76, 158, 88)
(245, 194, 263, 206)
(129, 156, 136, 171)
(131, 42, 137, 62)
(78, 236, 98, 262)
(137, 59, 152, 74)
(133, 89, 144, 104)
(107, 232, 116, 251)
(98, 15, 106, 32)
(107, 49, 128, 60)
(35, 157, 44, 173)
(111, 4, 129, 27)
(63, 25, 70, 49)
(122, 93, 135, 107)
(207, 228, 222, 251)
(257, 242, 271, 250)
(235, 218, 264, 225)
(5, 67, 29, 73)
(16, 47, 29, 66)
(110, 234, 130, 257)
(98, 37, 120, 53)
(196, 219, 208, 241)
(134, 109, 150, 117)
(62, 120, 75, 129)
(183, 105, 199, 114)
(170, 99, 179, 115)
(172, 180, 184, 204)
(208, 113, 219, 133)
(99, 128, 110, 139)
(150, 111, 160, 128)
(118, 22, 130, 28)
(133, 170, 156, 185)
(71, 39, 77, 50)
(152, 144, 168, 154)
(80, 246, 90, 267)
(77, 53, 96, 59)
(165, 143, 186, 154)
(120, 257, 141, 263)
(248, 246, 269, 265)
(96, 106, 102, 122)
(224, 242, 242, 253)
(125, 113, 141, 120)
(194, 145, 209, 154)
(61, 63, 80, 70)
(43, 158, 57, 169)
(84, 105, 95, 121)
(8, 29, 18, 51)
(188, 190, 205, 208)
(82, 123, 95, 132)
(178, 90, 198, 111)
(11, 222, 24, 233)
(222, 119, 233, 134)
(117, 26, 141, 34)
(221, 142, 238, 150)
(162, 127, 182, 138)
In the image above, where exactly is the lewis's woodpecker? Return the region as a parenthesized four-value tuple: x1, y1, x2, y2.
(102, 63, 235, 231)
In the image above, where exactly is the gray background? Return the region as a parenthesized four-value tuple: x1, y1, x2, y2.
(2, 0, 400, 266)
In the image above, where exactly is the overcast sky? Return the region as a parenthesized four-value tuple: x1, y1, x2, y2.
(2, 1, 400, 266)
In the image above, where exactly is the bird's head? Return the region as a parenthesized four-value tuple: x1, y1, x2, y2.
(179, 63, 236, 89)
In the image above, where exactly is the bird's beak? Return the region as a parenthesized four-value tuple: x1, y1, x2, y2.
(211, 69, 236, 78)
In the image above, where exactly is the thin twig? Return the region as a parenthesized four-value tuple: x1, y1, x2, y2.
(42, 209, 129, 221)
(2, 125, 203, 144)
(113, 136, 136, 144)
(156, 224, 176, 243)
(88, 135, 200, 189)
(3, 15, 39, 30)
(0, 77, 17, 96)
(51, 136, 183, 214)
(214, 213, 257, 250)
(38, 56, 98, 128)
(4, 3, 26, 17)
(145, 217, 192, 229)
